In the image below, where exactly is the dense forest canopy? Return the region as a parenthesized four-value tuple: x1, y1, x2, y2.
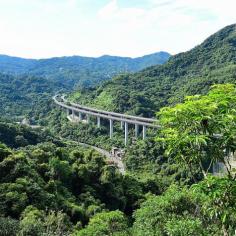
(0, 73, 62, 121)
(1, 84, 236, 235)
(72, 24, 236, 117)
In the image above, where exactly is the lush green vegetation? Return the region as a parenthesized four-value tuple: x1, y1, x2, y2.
(154, 84, 236, 235)
(0, 132, 125, 235)
(0, 52, 170, 122)
(1, 84, 236, 235)
(0, 73, 62, 121)
(0, 52, 170, 89)
(158, 83, 236, 179)
(72, 24, 236, 117)
(0, 122, 186, 235)
(0, 122, 57, 148)
(0, 24, 236, 235)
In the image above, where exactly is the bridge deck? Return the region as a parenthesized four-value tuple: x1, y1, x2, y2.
(54, 95, 159, 128)
(61, 96, 157, 123)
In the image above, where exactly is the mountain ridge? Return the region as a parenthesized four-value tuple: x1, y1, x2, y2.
(0, 51, 171, 88)
(71, 24, 236, 117)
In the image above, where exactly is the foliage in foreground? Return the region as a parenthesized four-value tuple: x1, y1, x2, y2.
(0, 140, 128, 235)
(1, 84, 236, 235)
(157, 84, 236, 235)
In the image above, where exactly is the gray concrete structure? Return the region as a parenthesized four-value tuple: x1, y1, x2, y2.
(143, 126, 146, 140)
(135, 124, 139, 138)
(97, 117, 101, 128)
(87, 114, 90, 123)
(110, 119, 113, 138)
(53, 95, 159, 146)
(125, 122, 128, 146)
(79, 112, 82, 121)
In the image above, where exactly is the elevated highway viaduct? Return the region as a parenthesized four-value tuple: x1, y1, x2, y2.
(53, 95, 160, 146)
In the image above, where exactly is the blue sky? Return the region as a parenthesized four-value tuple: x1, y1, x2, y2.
(0, 0, 235, 58)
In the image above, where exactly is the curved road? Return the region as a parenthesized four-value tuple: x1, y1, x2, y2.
(59, 137, 125, 174)
(78, 142, 125, 174)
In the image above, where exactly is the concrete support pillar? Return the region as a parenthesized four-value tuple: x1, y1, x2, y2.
(66, 109, 70, 116)
(135, 124, 139, 138)
(109, 119, 113, 138)
(121, 121, 124, 129)
(72, 110, 75, 119)
(142, 126, 146, 140)
(79, 112, 82, 121)
(97, 116, 101, 128)
(125, 122, 128, 146)
(87, 115, 90, 124)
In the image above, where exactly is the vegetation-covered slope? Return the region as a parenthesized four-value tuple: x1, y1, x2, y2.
(0, 52, 170, 88)
(0, 52, 170, 120)
(0, 73, 62, 121)
(1, 84, 236, 235)
(0, 55, 35, 74)
(1, 24, 236, 236)
(72, 24, 236, 117)
(0, 121, 188, 235)
(0, 122, 57, 148)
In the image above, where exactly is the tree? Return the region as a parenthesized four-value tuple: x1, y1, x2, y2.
(158, 84, 236, 179)
(164, 217, 204, 236)
(192, 176, 236, 236)
(18, 206, 44, 236)
(157, 84, 236, 235)
(18, 206, 71, 236)
(132, 185, 215, 236)
(0, 143, 11, 161)
(15, 135, 28, 147)
(75, 210, 129, 236)
(0, 217, 19, 236)
(44, 210, 71, 236)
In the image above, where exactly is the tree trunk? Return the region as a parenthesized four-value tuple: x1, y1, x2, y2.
(222, 224, 229, 236)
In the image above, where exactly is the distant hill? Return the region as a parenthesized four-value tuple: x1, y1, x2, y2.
(0, 52, 170, 88)
(72, 24, 236, 117)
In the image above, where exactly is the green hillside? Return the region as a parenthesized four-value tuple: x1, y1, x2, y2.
(72, 24, 236, 117)
(0, 73, 63, 121)
(0, 51, 170, 121)
(1, 84, 236, 235)
(0, 122, 58, 148)
(0, 52, 170, 89)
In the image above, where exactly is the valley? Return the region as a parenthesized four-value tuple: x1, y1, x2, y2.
(0, 23, 236, 236)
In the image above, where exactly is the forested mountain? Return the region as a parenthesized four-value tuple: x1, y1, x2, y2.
(0, 73, 62, 121)
(0, 51, 170, 120)
(72, 24, 236, 117)
(0, 55, 35, 74)
(0, 52, 170, 88)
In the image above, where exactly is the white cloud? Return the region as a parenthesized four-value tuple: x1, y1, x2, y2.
(94, 0, 236, 56)
(0, 0, 235, 58)
(98, 0, 118, 18)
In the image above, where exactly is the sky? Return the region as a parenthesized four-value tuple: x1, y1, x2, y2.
(0, 0, 235, 59)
